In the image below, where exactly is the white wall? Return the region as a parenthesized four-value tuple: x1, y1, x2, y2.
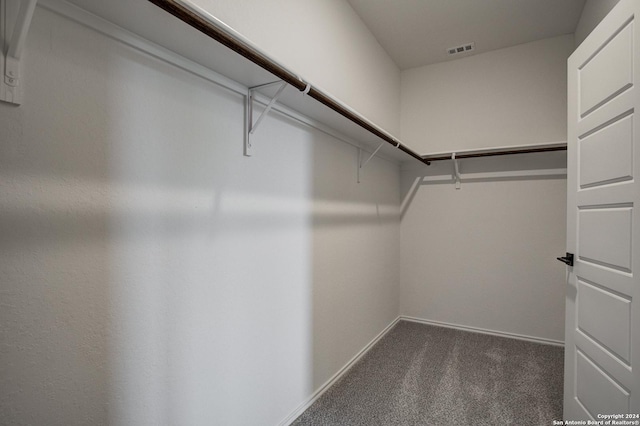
(401, 35, 574, 155)
(399, 36, 570, 342)
(400, 159, 567, 341)
(192, 0, 402, 136)
(575, 0, 621, 47)
(0, 5, 400, 425)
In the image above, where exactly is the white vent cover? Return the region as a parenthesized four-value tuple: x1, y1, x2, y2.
(447, 42, 475, 56)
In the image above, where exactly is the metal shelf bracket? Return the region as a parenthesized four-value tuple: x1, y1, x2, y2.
(452, 152, 461, 189)
(357, 142, 384, 183)
(1, 0, 37, 105)
(245, 80, 287, 156)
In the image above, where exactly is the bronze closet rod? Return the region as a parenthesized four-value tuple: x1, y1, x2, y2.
(147, 0, 431, 165)
(422, 145, 568, 163)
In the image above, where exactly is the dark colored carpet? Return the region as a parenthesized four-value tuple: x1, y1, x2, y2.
(292, 321, 564, 425)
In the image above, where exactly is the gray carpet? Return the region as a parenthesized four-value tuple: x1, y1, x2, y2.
(292, 321, 564, 425)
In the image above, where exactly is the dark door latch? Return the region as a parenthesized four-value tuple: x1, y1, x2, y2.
(557, 252, 574, 267)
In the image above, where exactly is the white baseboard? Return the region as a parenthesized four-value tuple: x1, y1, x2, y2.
(400, 315, 565, 347)
(278, 316, 401, 426)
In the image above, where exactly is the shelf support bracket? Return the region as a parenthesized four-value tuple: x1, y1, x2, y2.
(452, 152, 461, 189)
(357, 142, 384, 183)
(245, 80, 287, 156)
(1, 0, 37, 105)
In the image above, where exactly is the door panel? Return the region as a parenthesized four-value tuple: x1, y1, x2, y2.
(579, 113, 633, 188)
(579, 21, 633, 117)
(575, 331, 633, 391)
(578, 207, 632, 271)
(577, 280, 631, 363)
(576, 351, 630, 416)
(565, 0, 639, 419)
(576, 262, 633, 296)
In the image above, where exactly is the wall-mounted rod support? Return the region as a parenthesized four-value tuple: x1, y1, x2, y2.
(357, 148, 362, 184)
(6, 0, 36, 62)
(147, 0, 430, 165)
(357, 142, 385, 184)
(452, 153, 461, 189)
(249, 81, 287, 135)
(1, 0, 37, 105)
(361, 142, 384, 169)
(422, 144, 567, 163)
(249, 80, 285, 91)
(245, 81, 287, 156)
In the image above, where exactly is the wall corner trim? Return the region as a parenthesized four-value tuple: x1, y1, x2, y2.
(278, 316, 401, 426)
(400, 315, 565, 347)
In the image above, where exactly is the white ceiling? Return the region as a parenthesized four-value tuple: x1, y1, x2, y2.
(347, 0, 586, 70)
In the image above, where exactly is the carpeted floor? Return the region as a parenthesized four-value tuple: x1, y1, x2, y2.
(292, 321, 564, 425)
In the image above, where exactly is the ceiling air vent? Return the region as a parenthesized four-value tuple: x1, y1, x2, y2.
(447, 42, 475, 56)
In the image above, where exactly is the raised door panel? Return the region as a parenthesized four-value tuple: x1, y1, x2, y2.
(577, 280, 631, 363)
(579, 113, 633, 188)
(579, 22, 633, 117)
(578, 207, 633, 272)
(576, 351, 630, 416)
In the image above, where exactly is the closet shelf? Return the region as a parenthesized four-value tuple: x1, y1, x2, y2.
(50, 0, 428, 165)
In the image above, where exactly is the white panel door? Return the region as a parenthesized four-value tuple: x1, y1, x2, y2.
(565, 0, 640, 419)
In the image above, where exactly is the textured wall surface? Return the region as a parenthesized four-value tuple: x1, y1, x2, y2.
(0, 6, 400, 425)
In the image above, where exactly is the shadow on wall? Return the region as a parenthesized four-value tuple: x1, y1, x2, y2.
(1, 6, 402, 426)
(1, 7, 317, 426)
